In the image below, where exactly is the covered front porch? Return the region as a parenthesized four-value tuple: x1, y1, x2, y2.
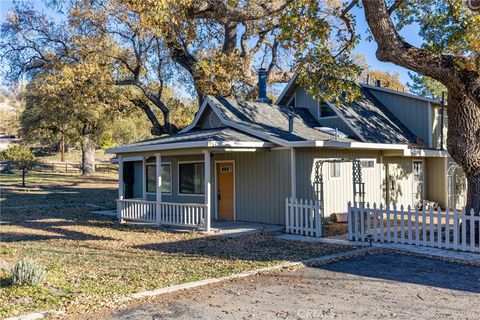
(109, 126, 284, 231)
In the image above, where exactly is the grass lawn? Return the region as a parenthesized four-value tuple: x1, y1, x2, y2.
(0, 171, 356, 318)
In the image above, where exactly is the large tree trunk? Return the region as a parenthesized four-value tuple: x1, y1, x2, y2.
(447, 91, 480, 214)
(362, 0, 480, 214)
(81, 124, 95, 175)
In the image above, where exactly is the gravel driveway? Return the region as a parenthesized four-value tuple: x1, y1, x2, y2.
(82, 252, 480, 320)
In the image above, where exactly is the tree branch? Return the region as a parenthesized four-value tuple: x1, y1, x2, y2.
(361, 0, 463, 84)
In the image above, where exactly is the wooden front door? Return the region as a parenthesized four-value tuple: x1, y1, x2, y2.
(216, 162, 234, 220)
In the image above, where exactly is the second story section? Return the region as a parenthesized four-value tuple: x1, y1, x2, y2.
(277, 75, 447, 150)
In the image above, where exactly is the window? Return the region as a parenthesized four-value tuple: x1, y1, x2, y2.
(330, 162, 341, 178)
(179, 162, 205, 195)
(413, 161, 424, 183)
(320, 102, 336, 117)
(146, 163, 171, 194)
(361, 160, 375, 169)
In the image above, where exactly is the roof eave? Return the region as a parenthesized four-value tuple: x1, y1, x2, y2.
(106, 140, 273, 154)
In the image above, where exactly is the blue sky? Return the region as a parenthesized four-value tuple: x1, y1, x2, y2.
(0, 0, 423, 91)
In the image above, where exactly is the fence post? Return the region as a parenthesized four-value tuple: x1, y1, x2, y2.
(347, 202, 352, 240)
(453, 208, 459, 251)
(285, 198, 289, 234)
(315, 200, 321, 238)
(469, 208, 475, 251)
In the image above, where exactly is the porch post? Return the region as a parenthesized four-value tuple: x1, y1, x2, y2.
(142, 156, 147, 199)
(291, 148, 296, 199)
(156, 153, 162, 226)
(204, 150, 211, 231)
(117, 155, 124, 222)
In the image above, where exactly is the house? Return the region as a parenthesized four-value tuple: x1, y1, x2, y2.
(106, 69, 466, 231)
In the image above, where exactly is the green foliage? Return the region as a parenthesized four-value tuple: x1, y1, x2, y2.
(396, 0, 480, 59)
(408, 72, 447, 99)
(2, 144, 36, 169)
(11, 259, 46, 286)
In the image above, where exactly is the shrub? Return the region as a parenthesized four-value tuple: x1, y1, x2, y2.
(11, 259, 46, 286)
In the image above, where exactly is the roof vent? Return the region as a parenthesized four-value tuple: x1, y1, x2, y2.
(255, 68, 272, 104)
(288, 107, 294, 133)
(315, 127, 348, 139)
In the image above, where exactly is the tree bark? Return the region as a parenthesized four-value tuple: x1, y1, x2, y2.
(60, 134, 65, 162)
(22, 168, 26, 187)
(81, 124, 96, 175)
(447, 91, 480, 214)
(362, 0, 480, 213)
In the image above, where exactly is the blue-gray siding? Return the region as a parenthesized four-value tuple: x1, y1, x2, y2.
(131, 150, 290, 225)
(368, 89, 432, 146)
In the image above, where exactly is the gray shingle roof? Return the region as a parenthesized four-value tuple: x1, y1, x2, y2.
(334, 87, 419, 144)
(117, 127, 268, 148)
(208, 96, 352, 142)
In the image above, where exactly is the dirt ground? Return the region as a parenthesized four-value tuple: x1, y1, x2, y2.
(82, 251, 480, 320)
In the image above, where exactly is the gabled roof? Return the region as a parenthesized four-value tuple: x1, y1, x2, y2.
(276, 77, 422, 145)
(107, 127, 272, 154)
(206, 96, 352, 143)
(328, 87, 419, 145)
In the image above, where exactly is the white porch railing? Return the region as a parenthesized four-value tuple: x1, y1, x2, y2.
(117, 199, 207, 229)
(348, 202, 480, 253)
(285, 198, 322, 237)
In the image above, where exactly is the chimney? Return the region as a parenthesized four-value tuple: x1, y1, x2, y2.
(256, 68, 272, 103)
(376, 79, 381, 87)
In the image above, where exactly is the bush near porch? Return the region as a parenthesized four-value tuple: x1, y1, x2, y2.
(0, 172, 356, 318)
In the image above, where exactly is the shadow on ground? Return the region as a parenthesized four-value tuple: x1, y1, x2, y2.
(316, 252, 480, 294)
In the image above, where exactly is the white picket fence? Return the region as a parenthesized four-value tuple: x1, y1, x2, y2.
(117, 199, 207, 229)
(285, 198, 322, 237)
(348, 202, 480, 253)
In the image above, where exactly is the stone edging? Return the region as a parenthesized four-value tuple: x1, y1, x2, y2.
(4, 247, 371, 320)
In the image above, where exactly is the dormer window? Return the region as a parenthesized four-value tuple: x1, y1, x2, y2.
(319, 101, 336, 117)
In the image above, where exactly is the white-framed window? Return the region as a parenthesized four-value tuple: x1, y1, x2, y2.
(330, 162, 341, 178)
(146, 163, 172, 194)
(178, 162, 205, 195)
(361, 160, 375, 169)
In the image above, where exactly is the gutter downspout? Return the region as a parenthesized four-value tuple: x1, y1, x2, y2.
(440, 91, 445, 151)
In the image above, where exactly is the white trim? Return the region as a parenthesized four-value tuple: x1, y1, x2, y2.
(177, 160, 206, 197)
(359, 159, 376, 171)
(214, 160, 236, 221)
(107, 140, 272, 154)
(142, 157, 147, 199)
(403, 149, 449, 157)
(204, 151, 211, 231)
(361, 83, 442, 104)
(412, 159, 426, 201)
(118, 156, 124, 200)
(110, 156, 143, 163)
(290, 148, 296, 199)
(221, 118, 289, 147)
(156, 154, 162, 204)
(146, 162, 172, 195)
(325, 101, 367, 142)
(328, 162, 342, 180)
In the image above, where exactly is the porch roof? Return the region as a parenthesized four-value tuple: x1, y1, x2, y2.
(106, 127, 273, 154)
